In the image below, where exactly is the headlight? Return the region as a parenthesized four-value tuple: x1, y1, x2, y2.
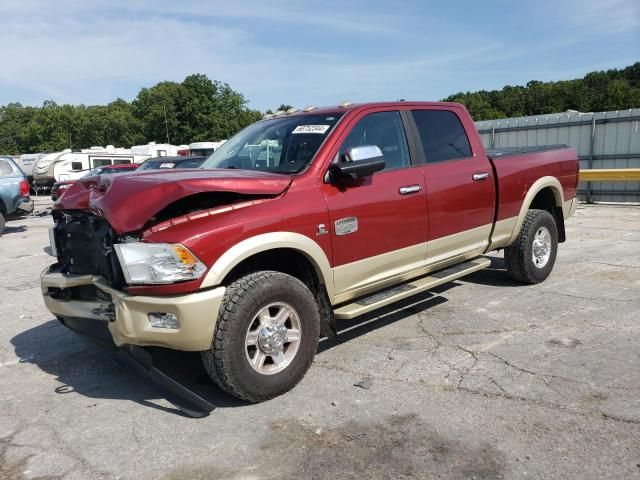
(114, 243, 206, 284)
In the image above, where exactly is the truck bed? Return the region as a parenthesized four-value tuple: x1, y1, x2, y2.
(489, 145, 579, 225)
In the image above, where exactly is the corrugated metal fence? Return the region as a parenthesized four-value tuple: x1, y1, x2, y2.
(475, 108, 640, 202)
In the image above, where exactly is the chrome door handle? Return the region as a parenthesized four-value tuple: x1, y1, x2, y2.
(472, 172, 489, 181)
(399, 185, 422, 195)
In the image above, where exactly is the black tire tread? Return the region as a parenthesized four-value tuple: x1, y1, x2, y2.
(504, 209, 557, 284)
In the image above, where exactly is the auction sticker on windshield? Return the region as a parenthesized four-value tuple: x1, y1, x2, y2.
(292, 125, 330, 134)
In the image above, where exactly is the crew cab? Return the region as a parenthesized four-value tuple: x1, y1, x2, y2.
(41, 102, 579, 402)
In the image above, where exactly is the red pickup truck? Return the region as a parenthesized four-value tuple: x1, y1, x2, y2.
(42, 102, 579, 403)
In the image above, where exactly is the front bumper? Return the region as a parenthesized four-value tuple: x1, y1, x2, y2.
(41, 268, 225, 351)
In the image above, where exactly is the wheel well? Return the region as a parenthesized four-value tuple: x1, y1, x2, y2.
(529, 187, 566, 243)
(529, 187, 558, 212)
(224, 248, 323, 291)
(223, 247, 337, 340)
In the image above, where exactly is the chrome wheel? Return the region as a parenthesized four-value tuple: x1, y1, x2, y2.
(245, 302, 302, 375)
(532, 226, 552, 268)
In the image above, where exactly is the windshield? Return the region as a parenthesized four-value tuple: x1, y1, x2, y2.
(200, 113, 344, 174)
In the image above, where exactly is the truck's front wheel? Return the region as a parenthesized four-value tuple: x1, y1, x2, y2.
(202, 271, 320, 402)
(504, 209, 558, 284)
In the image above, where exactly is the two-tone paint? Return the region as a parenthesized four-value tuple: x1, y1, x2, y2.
(50, 102, 580, 350)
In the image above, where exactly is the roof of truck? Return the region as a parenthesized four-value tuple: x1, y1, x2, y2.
(260, 101, 466, 121)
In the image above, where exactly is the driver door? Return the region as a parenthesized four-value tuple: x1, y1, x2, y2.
(320, 110, 428, 299)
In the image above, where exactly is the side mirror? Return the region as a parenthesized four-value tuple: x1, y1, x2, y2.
(329, 145, 385, 182)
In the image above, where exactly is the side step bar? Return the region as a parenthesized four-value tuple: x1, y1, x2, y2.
(333, 257, 490, 320)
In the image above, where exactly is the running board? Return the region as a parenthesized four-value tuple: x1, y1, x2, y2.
(333, 257, 491, 320)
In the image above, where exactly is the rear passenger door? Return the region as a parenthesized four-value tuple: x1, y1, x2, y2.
(321, 110, 428, 298)
(409, 109, 496, 267)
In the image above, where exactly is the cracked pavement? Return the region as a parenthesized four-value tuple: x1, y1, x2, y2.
(1, 202, 639, 479)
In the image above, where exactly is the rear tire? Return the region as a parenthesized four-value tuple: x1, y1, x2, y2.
(201, 271, 320, 402)
(0, 212, 5, 235)
(504, 209, 558, 284)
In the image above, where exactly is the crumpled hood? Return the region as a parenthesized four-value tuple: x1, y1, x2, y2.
(55, 169, 292, 233)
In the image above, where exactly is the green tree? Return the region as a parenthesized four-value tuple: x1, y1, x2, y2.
(131, 74, 262, 144)
(443, 62, 640, 120)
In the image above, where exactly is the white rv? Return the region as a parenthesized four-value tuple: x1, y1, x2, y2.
(187, 141, 226, 157)
(15, 153, 47, 180)
(33, 142, 184, 188)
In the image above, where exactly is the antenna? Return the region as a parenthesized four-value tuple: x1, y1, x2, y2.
(163, 105, 170, 144)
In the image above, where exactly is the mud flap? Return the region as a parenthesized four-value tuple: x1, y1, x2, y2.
(316, 288, 338, 340)
(552, 206, 566, 243)
(117, 345, 216, 418)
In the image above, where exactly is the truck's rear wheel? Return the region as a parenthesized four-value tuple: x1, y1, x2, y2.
(504, 209, 558, 284)
(201, 271, 320, 402)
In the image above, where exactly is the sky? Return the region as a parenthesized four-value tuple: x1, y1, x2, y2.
(0, 0, 638, 112)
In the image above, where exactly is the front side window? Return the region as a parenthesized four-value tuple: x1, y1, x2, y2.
(201, 113, 344, 174)
(339, 111, 410, 171)
(411, 110, 472, 163)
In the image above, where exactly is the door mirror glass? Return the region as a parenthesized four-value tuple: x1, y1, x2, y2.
(329, 145, 385, 182)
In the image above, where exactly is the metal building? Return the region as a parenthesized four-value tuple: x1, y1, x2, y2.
(475, 109, 640, 203)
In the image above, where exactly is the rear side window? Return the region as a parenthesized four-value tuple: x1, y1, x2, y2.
(0, 159, 14, 175)
(411, 110, 472, 163)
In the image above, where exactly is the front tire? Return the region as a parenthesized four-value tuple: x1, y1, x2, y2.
(201, 271, 320, 402)
(0, 212, 5, 235)
(504, 209, 558, 284)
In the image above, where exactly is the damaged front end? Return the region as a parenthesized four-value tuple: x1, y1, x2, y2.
(45, 210, 126, 343)
(44, 205, 226, 351)
(50, 210, 126, 289)
(41, 169, 293, 415)
(43, 210, 224, 417)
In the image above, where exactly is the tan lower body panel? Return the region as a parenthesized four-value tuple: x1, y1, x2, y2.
(41, 270, 225, 351)
(487, 217, 518, 250)
(564, 198, 577, 219)
(425, 223, 492, 270)
(332, 242, 427, 299)
(332, 223, 494, 305)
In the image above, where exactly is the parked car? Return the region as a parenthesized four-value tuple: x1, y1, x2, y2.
(0, 156, 34, 235)
(43, 101, 579, 405)
(136, 156, 207, 171)
(51, 163, 140, 201)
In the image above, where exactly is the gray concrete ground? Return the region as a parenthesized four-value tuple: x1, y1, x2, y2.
(0, 202, 639, 479)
